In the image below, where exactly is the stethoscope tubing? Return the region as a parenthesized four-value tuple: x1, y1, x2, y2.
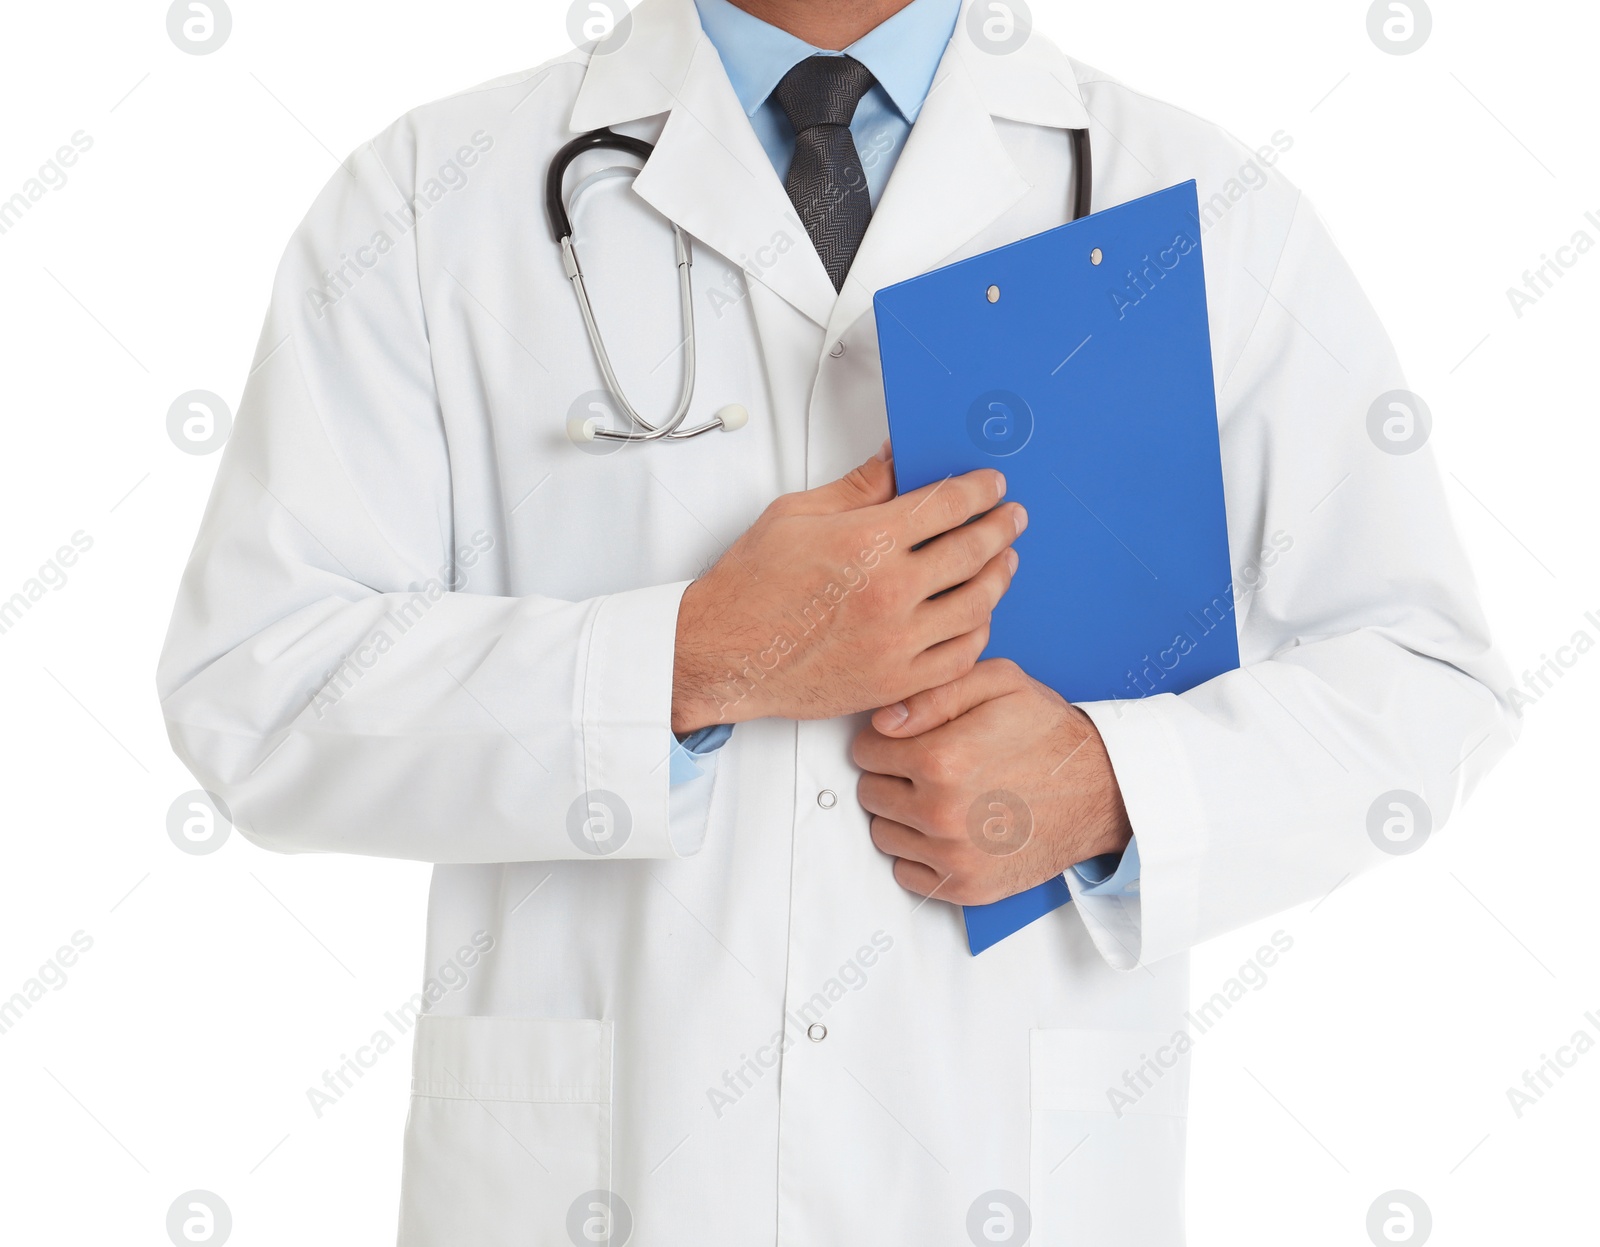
(547, 128, 721, 441)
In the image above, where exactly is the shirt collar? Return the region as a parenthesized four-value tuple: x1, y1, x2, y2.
(692, 0, 960, 124)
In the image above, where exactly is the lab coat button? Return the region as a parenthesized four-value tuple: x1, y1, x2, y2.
(817, 789, 837, 809)
(807, 1023, 828, 1042)
(829, 341, 845, 358)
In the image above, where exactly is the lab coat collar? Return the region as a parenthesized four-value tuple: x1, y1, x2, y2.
(569, 0, 1092, 335)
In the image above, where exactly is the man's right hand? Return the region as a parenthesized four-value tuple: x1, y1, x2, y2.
(671, 447, 1026, 733)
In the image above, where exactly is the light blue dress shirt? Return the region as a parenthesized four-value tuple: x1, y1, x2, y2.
(670, 0, 1138, 904)
(1072, 838, 1142, 897)
(692, 0, 960, 207)
(669, 723, 733, 783)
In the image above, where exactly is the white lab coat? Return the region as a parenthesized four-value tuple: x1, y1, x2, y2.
(157, 1, 1517, 1242)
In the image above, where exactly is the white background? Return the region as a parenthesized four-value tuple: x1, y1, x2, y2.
(0, 0, 1594, 1243)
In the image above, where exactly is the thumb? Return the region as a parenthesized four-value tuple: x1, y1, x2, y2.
(872, 659, 1024, 737)
(792, 441, 897, 514)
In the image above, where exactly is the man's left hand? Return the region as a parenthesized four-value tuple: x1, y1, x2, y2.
(852, 659, 1133, 906)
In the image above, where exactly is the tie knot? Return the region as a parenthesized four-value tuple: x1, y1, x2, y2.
(773, 54, 877, 135)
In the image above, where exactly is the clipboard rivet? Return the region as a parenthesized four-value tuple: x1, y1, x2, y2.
(1090, 248, 1103, 266)
(986, 285, 1001, 303)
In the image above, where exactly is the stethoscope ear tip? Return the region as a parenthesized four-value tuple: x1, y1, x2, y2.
(715, 404, 749, 432)
(566, 414, 601, 443)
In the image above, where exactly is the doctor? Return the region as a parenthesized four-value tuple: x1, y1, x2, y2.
(158, 0, 1516, 1242)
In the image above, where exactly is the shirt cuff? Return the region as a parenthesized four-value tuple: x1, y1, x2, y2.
(1069, 836, 1142, 897)
(668, 724, 734, 786)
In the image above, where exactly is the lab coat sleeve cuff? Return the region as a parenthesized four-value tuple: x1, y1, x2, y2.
(583, 580, 709, 858)
(1072, 695, 1207, 970)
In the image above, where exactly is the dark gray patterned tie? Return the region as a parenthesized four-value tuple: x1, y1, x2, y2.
(772, 54, 878, 292)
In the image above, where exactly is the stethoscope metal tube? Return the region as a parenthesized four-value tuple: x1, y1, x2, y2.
(547, 128, 744, 443)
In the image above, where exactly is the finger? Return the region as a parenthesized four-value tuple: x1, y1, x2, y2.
(868, 817, 941, 869)
(851, 722, 923, 779)
(903, 622, 991, 700)
(855, 770, 922, 823)
(873, 657, 1027, 737)
(891, 468, 1008, 546)
(915, 548, 1017, 649)
(891, 857, 950, 900)
(911, 502, 1027, 597)
(785, 448, 897, 515)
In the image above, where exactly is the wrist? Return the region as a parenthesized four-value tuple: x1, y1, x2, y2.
(1090, 810, 1133, 861)
(1059, 706, 1133, 862)
(671, 694, 717, 736)
(671, 580, 736, 734)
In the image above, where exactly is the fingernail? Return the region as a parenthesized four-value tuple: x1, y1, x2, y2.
(882, 702, 909, 728)
(1007, 547, 1019, 571)
(874, 439, 892, 462)
(1013, 505, 1028, 534)
(995, 473, 1007, 498)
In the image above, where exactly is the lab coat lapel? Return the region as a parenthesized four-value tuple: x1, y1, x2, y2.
(827, 15, 1094, 343)
(569, 0, 838, 330)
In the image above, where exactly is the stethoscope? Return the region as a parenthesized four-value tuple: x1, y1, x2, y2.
(545, 125, 1093, 446)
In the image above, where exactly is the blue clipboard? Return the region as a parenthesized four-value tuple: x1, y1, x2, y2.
(873, 181, 1239, 955)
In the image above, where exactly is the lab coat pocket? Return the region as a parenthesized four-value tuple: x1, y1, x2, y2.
(1030, 1028, 1188, 1246)
(398, 1016, 613, 1247)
